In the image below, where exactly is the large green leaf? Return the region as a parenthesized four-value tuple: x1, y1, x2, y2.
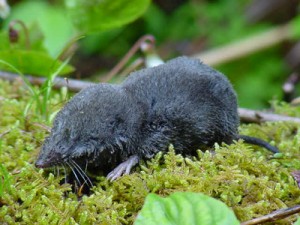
(64, 0, 151, 34)
(0, 32, 10, 50)
(5, 1, 75, 57)
(0, 50, 74, 76)
(135, 192, 240, 225)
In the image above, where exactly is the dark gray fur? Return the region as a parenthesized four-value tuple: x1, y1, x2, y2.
(35, 56, 277, 180)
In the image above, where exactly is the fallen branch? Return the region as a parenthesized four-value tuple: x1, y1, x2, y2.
(1, 70, 300, 124)
(241, 204, 300, 225)
(0, 71, 94, 92)
(238, 108, 300, 124)
(193, 22, 294, 66)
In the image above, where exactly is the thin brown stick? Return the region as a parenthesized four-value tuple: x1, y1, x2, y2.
(193, 23, 292, 66)
(119, 58, 144, 77)
(238, 108, 300, 124)
(0, 71, 94, 92)
(241, 205, 300, 225)
(101, 34, 155, 82)
(32, 123, 51, 133)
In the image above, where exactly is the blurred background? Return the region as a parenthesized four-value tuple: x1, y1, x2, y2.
(0, 0, 300, 109)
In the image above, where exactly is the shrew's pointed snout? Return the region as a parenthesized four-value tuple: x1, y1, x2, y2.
(35, 158, 47, 168)
(35, 150, 63, 168)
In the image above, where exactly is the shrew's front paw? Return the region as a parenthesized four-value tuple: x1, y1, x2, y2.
(106, 155, 139, 181)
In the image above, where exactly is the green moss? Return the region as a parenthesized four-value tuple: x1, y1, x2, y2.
(1, 79, 300, 224)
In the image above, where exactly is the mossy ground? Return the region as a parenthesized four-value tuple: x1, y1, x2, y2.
(1, 79, 300, 224)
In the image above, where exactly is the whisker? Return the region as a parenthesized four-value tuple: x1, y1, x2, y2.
(77, 160, 93, 187)
(66, 161, 82, 187)
(69, 160, 89, 187)
(70, 159, 93, 187)
(85, 159, 88, 173)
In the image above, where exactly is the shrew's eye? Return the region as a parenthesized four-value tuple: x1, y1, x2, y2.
(64, 128, 71, 140)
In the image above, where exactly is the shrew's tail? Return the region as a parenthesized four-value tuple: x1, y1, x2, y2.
(237, 135, 279, 153)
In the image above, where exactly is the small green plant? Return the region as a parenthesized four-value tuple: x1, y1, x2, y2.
(0, 164, 11, 197)
(0, 58, 69, 122)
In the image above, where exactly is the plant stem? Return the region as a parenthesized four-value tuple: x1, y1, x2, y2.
(101, 34, 155, 82)
(9, 20, 30, 49)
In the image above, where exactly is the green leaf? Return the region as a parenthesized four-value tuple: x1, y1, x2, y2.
(0, 32, 10, 50)
(135, 192, 240, 225)
(0, 50, 74, 76)
(5, 1, 75, 57)
(64, 0, 151, 34)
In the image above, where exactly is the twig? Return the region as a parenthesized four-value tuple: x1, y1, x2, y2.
(241, 205, 300, 225)
(238, 108, 300, 124)
(101, 34, 155, 82)
(193, 23, 292, 66)
(119, 58, 144, 77)
(0, 71, 94, 92)
(32, 123, 51, 133)
(2, 70, 300, 124)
